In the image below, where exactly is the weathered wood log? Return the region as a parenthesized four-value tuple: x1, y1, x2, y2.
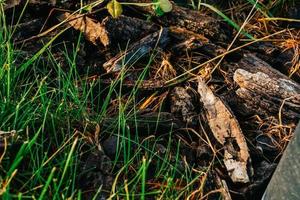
(246, 42, 300, 81)
(103, 28, 170, 72)
(232, 53, 300, 121)
(197, 77, 252, 183)
(121, 0, 229, 42)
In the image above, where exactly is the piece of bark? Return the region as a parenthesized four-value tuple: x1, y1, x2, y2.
(232, 53, 300, 120)
(60, 14, 160, 47)
(170, 87, 197, 125)
(197, 77, 252, 183)
(100, 15, 159, 47)
(103, 28, 169, 72)
(121, 0, 229, 42)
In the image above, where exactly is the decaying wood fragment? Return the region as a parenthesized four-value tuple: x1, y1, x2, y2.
(170, 87, 197, 125)
(121, 0, 229, 41)
(103, 28, 169, 72)
(234, 69, 300, 120)
(60, 12, 110, 46)
(100, 16, 159, 47)
(231, 53, 300, 120)
(197, 77, 252, 183)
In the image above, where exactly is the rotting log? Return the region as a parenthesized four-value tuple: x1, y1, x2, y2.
(103, 28, 170, 72)
(121, 0, 230, 42)
(232, 53, 300, 121)
(247, 42, 300, 82)
(197, 77, 252, 183)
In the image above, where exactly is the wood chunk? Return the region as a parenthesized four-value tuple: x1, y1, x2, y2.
(232, 53, 300, 120)
(100, 16, 159, 47)
(234, 69, 300, 120)
(121, 0, 229, 41)
(197, 77, 252, 183)
(60, 12, 110, 46)
(103, 28, 170, 72)
(170, 87, 197, 125)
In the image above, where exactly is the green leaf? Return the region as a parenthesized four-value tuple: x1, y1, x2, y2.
(159, 0, 172, 13)
(107, 0, 123, 18)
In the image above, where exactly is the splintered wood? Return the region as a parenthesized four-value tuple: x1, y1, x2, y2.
(197, 77, 252, 183)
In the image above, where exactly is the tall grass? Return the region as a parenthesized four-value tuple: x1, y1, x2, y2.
(0, 3, 207, 199)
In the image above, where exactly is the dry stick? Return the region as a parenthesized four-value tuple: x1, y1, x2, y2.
(165, 29, 287, 85)
(0, 138, 7, 164)
(278, 94, 300, 127)
(259, 17, 300, 23)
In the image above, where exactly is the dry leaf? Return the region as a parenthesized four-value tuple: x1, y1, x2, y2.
(61, 12, 110, 46)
